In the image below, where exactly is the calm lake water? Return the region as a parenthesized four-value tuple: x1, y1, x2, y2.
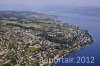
(51, 10, 100, 66)
(34, 7, 100, 66)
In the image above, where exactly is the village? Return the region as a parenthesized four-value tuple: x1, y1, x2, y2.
(0, 21, 93, 66)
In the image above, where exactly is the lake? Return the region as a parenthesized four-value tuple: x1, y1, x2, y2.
(49, 8, 100, 66)
(33, 6, 100, 66)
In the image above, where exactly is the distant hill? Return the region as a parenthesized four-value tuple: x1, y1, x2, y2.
(0, 11, 60, 23)
(37, 6, 100, 16)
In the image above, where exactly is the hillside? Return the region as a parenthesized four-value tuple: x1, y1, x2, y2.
(0, 11, 93, 66)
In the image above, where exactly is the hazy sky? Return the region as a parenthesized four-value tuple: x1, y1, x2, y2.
(0, 0, 100, 6)
(0, 0, 100, 10)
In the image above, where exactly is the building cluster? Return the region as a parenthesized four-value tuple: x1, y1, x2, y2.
(0, 25, 92, 66)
